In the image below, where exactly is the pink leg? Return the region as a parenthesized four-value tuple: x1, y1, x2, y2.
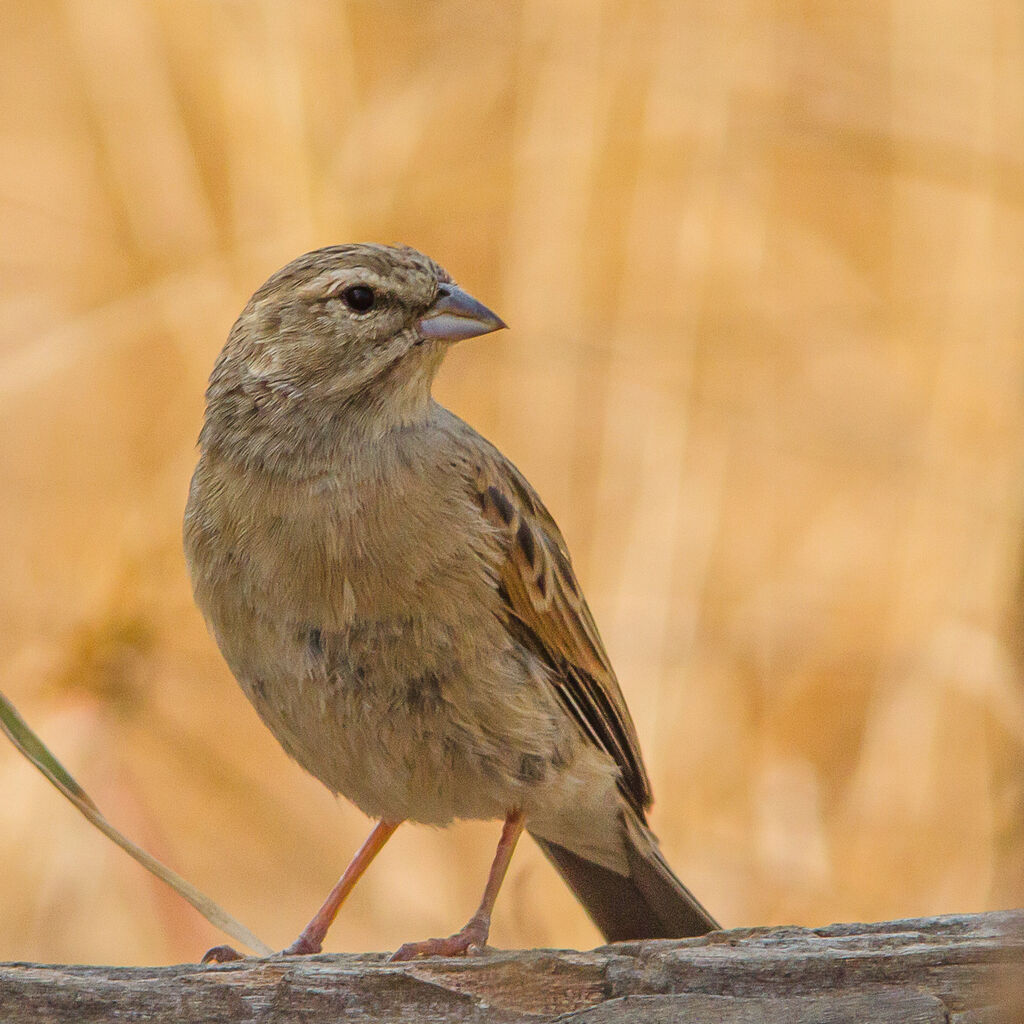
(390, 811, 524, 962)
(202, 819, 401, 964)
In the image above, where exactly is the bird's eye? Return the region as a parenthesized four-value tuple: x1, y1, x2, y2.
(341, 285, 375, 312)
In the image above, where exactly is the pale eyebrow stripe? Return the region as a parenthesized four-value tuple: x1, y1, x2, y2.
(297, 268, 389, 301)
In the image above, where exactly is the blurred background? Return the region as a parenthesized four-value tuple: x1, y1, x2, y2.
(1, 0, 1022, 966)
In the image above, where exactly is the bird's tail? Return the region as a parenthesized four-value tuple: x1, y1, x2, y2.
(530, 813, 718, 942)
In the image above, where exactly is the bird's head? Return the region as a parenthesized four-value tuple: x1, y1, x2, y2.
(203, 244, 505, 460)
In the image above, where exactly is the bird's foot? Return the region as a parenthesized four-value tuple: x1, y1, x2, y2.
(389, 917, 490, 962)
(201, 933, 322, 964)
(201, 945, 245, 964)
(281, 934, 322, 956)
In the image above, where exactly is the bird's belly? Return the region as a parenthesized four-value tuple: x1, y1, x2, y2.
(213, 603, 619, 841)
(239, 656, 501, 826)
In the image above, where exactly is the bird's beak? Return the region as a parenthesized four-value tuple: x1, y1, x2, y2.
(417, 285, 507, 343)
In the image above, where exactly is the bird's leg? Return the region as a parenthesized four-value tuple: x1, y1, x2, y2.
(390, 811, 524, 961)
(283, 818, 402, 955)
(202, 819, 401, 964)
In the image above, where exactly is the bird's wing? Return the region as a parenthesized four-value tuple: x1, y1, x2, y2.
(471, 446, 652, 817)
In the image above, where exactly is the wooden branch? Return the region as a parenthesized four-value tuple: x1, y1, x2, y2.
(1, 911, 1021, 1023)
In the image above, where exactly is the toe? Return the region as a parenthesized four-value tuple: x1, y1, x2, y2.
(202, 945, 244, 964)
(390, 939, 433, 962)
(282, 935, 322, 956)
(389, 924, 489, 962)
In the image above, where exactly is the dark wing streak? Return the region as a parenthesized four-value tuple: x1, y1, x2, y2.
(474, 453, 653, 817)
(568, 665, 648, 810)
(498, 586, 609, 756)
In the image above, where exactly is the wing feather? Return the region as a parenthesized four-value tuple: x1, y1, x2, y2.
(472, 453, 652, 816)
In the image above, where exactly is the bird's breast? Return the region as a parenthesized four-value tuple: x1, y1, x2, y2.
(186, 442, 498, 633)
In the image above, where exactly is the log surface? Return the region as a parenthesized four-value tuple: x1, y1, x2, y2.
(1, 911, 1021, 1023)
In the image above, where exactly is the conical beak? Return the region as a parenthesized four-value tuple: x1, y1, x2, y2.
(417, 285, 507, 343)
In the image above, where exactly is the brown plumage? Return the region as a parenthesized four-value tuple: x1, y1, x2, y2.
(474, 453, 717, 940)
(184, 243, 718, 960)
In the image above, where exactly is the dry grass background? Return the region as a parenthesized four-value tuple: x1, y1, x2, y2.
(1, 0, 1022, 966)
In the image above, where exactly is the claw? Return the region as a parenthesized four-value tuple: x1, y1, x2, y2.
(202, 945, 245, 964)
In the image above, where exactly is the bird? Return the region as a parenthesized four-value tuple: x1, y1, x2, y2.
(183, 243, 718, 962)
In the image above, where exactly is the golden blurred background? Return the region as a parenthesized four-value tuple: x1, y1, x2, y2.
(2, 0, 1023, 966)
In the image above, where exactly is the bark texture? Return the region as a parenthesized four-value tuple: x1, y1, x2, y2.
(1, 911, 1021, 1023)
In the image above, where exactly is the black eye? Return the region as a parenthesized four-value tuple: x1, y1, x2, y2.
(341, 285, 375, 312)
